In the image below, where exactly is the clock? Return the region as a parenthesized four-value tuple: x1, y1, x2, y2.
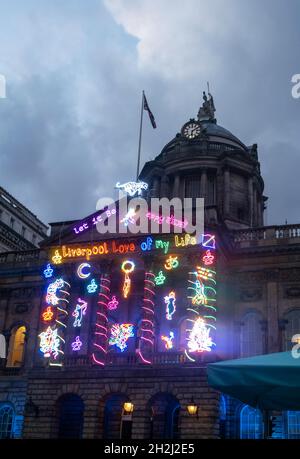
(182, 121, 201, 139)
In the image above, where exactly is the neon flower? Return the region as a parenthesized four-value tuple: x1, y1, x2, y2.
(87, 279, 98, 294)
(77, 263, 91, 279)
(202, 234, 216, 249)
(43, 264, 54, 279)
(109, 323, 134, 352)
(71, 336, 82, 351)
(121, 261, 135, 298)
(42, 306, 54, 322)
(72, 298, 88, 327)
(39, 326, 61, 359)
(46, 278, 69, 306)
(107, 295, 119, 311)
(161, 331, 174, 350)
(188, 318, 214, 353)
(154, 271, 166, 286)
(115, 181, 148, 197)
(164, 255, 179, 271)
(202, 250, 215, 265)
(52, 250, 62, 265)
(164, 291, 176, 320)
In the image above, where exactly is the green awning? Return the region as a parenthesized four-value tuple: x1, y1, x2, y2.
(207, 351, 300, 411)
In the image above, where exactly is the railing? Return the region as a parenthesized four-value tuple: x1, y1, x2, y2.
(0, 249, 45, 265)
(232, 224, 300, 243)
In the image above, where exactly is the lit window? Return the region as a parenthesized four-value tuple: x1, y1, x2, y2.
(240, 405, 263, 439)
(286, 411, 300, 439)
(6, 326, 26, 367)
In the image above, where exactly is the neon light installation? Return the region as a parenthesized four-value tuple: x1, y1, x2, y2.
(46, 278, 70, 306)
(121, 208, 137, 226)
(164, 255, 179, 271)
(72, 298, 88, 327)
(87, 278, 98, 294)
(202, 234, 216, 249)
(77, 263, 91, 279)
(202, 250, 215, 266)
(115, 181, 148, 197)
(39, 326, 62, 360)
(52, 250, 62, 265)
(42, 306, 54, 322)
(141, 236, 153, 251)
(174, 234, 197, 248)
(138, 271, 155, 364)
(71, 336, 82, 351)
(146, 212, 188, 229)
(107, 295, 119, 311)
(164, 291, 176, 320)
(161, 331, 174, 350)
(121, 260, 135, 298)
(92, 275, 111, 366)
(109, 324, 134, 352)
(187, 317, 214, 353)
(154, 271, 166, 286)
(43, 264, 54, 278)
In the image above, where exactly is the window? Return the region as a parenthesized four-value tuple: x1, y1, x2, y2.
(10, 217, 15, 229)
(219, 395, 227, 439)
(286, 411, 300, 439)
(149, 393, 180, 439)
(58, 394, 84, 438)
(284, 310, 300, 351)
(240, 312, 264, 357)
(21, 226, 26, 238)
(32, 234, 37, 244)
(6, 325, 26, 367)
(240, 405, 263, 439)
(0, 404, 14, 439)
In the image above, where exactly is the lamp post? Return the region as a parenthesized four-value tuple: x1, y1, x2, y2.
(187, 397, 198, 418)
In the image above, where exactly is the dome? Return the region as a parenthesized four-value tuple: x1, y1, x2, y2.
(200, 120, 246, 150)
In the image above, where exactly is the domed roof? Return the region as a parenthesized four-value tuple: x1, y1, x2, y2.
(200, 120, 246, 149)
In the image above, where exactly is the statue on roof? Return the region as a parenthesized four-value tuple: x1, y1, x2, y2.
(197, 91, 216, 121)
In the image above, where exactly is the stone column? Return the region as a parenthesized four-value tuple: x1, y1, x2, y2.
(266, 274, 279, 353)
(172, 174, 181, 199)
(200, 169, 207, 201)
(253, 188, 258, 226)
(160, 176, 169, 198)
(224, 169, 230, 216)
(152, 177, 160, 198)
(248, 177, 254, 226)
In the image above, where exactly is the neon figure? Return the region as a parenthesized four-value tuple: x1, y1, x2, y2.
(115, 181, 148, 197)
(154, 271, 166, 286)
(161, 331, 174, 350)
(164, 255, 179, 271)
(87, 278, 98, 293)
(71, 336, 82, 351)
(72, 298, 88, 327)
(43, 264, 54, 279)
(39, 326, 61, 359)
(109, 324, 134, 352)
(189, 279, 208, 306)
(77, 263, 91, 279)
(202, 250, 215, 265)
(188, 318, 214, 353)
(46, 278, 70, 306)
(121, 261, 135, 298)
(42, 306, 54, 322)
(107, 295, 119, 311)
(164, 291, 176, 320)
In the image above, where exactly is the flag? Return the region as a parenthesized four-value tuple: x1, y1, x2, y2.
(143, 93, 156, 128)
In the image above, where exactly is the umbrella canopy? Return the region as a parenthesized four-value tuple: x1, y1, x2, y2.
(207, 351, 300, 411)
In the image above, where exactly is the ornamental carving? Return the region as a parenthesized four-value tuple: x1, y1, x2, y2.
(239, 288, 262, 302)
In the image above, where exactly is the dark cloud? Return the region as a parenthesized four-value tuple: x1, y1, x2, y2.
(0, 0, 299, 225)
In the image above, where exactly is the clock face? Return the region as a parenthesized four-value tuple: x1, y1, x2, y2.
(182, 122, 201, 139)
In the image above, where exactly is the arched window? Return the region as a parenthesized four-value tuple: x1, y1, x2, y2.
(0, 403, 14, 439)
(219, 395, 227, 439)
(148, 393, 180, 439)
(103, 393, 130, 439)
(58, 394, 84, 438)
(284, 310, 300, 351)
(240, 405, 263, 439)
(286, 411, 300, 439)
(240, 312, 264, 357)
(6, 326, 26, 367)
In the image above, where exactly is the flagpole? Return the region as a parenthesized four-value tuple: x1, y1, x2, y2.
(136, 90, 144, 181)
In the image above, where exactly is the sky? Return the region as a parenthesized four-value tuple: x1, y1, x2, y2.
(0, 0, 299, 226)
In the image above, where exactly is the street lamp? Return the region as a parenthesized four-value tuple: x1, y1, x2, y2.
(187, 397, 198, 417)
(123, 402, 134, 415)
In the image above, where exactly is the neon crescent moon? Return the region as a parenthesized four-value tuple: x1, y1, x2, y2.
(77, 263, 91, 279)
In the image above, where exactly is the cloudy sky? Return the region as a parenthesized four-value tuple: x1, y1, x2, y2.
(0, 0, 299, 226)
